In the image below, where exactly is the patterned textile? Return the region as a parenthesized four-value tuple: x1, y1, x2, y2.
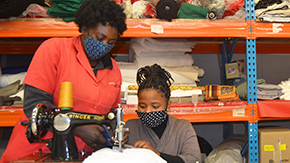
(205, 85, 240, 102)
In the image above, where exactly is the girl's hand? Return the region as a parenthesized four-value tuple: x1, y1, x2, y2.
(122, 131, 129, 144)
(134, 140, 160, 156)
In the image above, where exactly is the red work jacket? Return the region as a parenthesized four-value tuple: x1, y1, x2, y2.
(0, 36, 122, 163)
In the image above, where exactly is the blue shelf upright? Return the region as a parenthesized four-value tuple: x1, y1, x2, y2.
(245, 0, 258, 161)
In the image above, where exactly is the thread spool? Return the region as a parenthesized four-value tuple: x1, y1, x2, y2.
(58, 81, 73, 110)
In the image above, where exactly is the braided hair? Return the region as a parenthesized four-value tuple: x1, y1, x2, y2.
(136, 64, 174, 101)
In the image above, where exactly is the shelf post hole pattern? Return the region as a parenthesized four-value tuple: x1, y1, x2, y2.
(245, 0, 255, 21)
(247, 39, 258, 163)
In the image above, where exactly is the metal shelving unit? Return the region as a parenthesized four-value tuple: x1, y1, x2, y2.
(0, 4, 265, 160)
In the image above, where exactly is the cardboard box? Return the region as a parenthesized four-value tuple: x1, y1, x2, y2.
(259, 127, 290, 163)
(225, 60, 246, 79)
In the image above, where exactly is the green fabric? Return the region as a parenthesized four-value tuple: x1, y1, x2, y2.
(63, 16, 76, 22)
(46, 0, 85, 22)
(177, 2, 209, 19)
(236, 79, 266, 100)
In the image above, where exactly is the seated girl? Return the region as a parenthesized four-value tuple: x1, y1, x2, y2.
(126, 64, 202, 163)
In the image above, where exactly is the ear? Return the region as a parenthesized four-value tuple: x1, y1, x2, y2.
(81, 26, 87, 35)
(167, 100, 171, 111)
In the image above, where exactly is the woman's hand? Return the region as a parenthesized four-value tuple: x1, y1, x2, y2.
(134, 140, 160, 156)
(73, 124, 106, 148)
(122, 131, 129, 144)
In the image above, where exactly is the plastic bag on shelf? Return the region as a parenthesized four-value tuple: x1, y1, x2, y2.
(121, 0, 133, 18)
(132, 0, 149, 18)
(202, 0, 226, 19)
(222, 0, 244, 18)
(22, 3, 56, 18)
(223, 7, 247, 19)
(144, 2, 157, 18)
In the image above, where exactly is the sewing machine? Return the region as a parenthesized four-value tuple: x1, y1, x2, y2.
(20, 103, 128, 162)
(18, 81, 129, 162)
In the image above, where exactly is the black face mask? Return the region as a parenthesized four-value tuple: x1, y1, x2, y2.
(136, 110, 168, 128)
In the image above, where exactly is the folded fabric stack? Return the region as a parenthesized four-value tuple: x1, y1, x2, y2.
(122, 38, 205, 104)
(127, 37, 205, 84)
(257, 83, 282, 100)
(118, 62, 205, 104)
(0, 70, 26, 106)
(129, 38, 204, 81)
(278, 78, 290, 100)
(236, 79, 283, 100)
(129, 37, 195, 62)
(255, 0, 290, 22)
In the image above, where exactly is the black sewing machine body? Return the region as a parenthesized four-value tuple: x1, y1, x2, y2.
(23, 103, 118, 162)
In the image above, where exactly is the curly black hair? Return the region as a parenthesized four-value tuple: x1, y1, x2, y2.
(136, 64, 174, 101)
(74, 0, 127, 35)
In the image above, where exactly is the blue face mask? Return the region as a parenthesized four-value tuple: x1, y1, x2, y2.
(83, 36, 114, 60)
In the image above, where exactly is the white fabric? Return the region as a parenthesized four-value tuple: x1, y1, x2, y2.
(131, 37, 196, 52)
(255, 1, 290, 22)
(117, 62, 201, 93)
(122, 0, 132, 18)
(134, 54, 194, 68)
(131, 0, 149, 18)
(130, 42, 190, 57)
(279, 78, 290, 100)
(129, 37, 196, 62)
(205, 135, 245, 163)
(83, 148, 167, 163)
(0, 72, 27, 88)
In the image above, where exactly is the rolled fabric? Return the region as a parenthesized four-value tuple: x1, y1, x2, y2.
(156, 0, 179, 21)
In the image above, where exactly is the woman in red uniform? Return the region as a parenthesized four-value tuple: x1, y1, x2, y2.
(0, 0, 127, 162)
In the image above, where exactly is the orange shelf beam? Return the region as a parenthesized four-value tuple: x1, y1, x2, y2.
(253, 22, 290, 39)
(1, 102, 250, 127)
(123, 111, 251, 123)
(0, 18, 249, 38)
(0, 106, 23, 127)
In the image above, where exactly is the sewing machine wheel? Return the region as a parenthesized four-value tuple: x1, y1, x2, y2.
(31, 103, 50, 138)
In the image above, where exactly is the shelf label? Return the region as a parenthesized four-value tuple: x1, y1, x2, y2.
(280, 144, 286, 151)
(273, 23, 283, 33)
(233, 109, 245, 117)
(264, 145, 275, 151)
(151, 25, 164, 34)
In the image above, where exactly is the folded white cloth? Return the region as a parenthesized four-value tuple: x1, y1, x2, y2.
(279, 78, 290, 100)
(255, 1, 290, 22)
(83, 148, 167, 163)
(130, 41, 190, 56)
(117, 62, 202, 92)
(0, 72, 27, 88)
(131, 37, 196, 51)
(129, 37, 196, 61)
(134, 54, 194, 68)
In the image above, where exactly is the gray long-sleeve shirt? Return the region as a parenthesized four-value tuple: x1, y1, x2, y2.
(126, 116, 202, 163)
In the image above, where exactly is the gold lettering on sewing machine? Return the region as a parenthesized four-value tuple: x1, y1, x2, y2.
(93, 115, 105, 121)
(68, 113, 104, 121)
(68, 114, 92, 120)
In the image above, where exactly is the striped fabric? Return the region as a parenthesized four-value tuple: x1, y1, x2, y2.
(205, 85, 240, 102)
